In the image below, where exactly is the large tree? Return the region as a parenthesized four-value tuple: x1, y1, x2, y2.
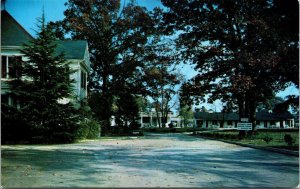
(162, 0, 299, 129)
(53, 0, 156, 134)
(3, 13, 80, 143)
(142, 36, 183, 128)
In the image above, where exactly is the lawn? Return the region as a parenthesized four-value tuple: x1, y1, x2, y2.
(140, 127, 206, 133)
(194, 129, 299, 151)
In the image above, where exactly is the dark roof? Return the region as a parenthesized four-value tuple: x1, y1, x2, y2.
(1, 10, 88, 60)
(54, 40, 87, 59)
(194, 111, 294, 121)
(194, 112, 239, 121)
(1, 10, 33, 46)
(256, 111, 294, 121)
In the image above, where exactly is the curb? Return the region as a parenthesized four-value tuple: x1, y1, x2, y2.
(192, 134, 299, 157)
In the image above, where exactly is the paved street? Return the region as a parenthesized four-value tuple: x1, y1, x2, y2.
(1, 132, 299, 187)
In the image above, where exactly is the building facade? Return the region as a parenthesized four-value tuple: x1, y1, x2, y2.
(1, 10, 90, 106)
(139, 110, 175, 128)
(194, 111, 295, 129)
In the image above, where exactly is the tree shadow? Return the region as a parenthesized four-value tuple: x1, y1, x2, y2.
(1, 133, 299, 187)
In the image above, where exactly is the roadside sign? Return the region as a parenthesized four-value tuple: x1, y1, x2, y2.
(237, 122, 252, 130)
(240, 118, 249, 122)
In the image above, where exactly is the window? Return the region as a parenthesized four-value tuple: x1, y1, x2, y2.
(196, 120, 203, 127)
(81, 71, 87, 90)
(1, 56, 22, 79)
(227, 120, 233, 125)
(142, 117, 150, 123)
(285, 121, 290, 127)
(2, 56, 7, 78)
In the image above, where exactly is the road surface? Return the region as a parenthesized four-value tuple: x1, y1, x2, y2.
(1, 132, 299, 187)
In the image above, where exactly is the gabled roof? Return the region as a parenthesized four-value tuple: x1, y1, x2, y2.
(194, 111, 294, 121)
(54, 40, 88, 60)
(1, 10, 88, 60)
(1, 10, 33, 46)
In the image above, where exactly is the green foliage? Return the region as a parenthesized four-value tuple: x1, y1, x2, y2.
(178, 105, 194, 127)
(88, 92, 113, 134)
(262, 136, 273, 144)
(1, 105, 31, 143)
(284, 134, 296, 146)
(114, 93, 140, 128)
(76, 119, 101, 139)
(3, 13, 81, 144)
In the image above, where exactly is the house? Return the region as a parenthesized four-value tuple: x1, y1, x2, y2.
(139, 109, 175, 128)
(193, 112, 239, 129)
(194, 111, 295, 129)
(1, 10, 90, 106)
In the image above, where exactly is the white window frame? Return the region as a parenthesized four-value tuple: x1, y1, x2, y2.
(1, 55, 22, 79)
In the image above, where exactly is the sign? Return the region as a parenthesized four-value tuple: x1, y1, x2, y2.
(237, 122, 252, 130)
(240, 118, 249, 122)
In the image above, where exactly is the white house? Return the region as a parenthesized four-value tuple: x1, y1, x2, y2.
(138, 109, 174, 128)
(193, 111, 295, 129)
(1, 10, 90, 106)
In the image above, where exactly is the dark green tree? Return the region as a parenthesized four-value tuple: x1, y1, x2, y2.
(162, 0, 299, 129)
(9, 13, 80, 143)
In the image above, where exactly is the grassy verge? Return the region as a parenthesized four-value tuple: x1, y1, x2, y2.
(194, 129, 299, 151)
(140, 127, 207, 133)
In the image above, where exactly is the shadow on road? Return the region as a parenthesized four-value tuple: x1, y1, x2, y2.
(1, 133, 299, 187)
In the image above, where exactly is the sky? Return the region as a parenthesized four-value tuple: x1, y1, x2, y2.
(3, 0, 299, 111)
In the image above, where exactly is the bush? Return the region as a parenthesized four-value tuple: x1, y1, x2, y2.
(262, 136, 273, 144)
(284, 134, 295, 146)
(76, 118, 101, 139)
(170, 128, 177, 132)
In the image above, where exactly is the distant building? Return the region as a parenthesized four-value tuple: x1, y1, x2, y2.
(139, 110, 175, 128)
(194, 111, 295, 129)
(1, 10, 90, 106)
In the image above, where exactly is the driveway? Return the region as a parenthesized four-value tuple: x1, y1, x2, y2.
(1, 132, 299, 187)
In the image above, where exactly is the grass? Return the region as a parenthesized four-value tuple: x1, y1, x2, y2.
(140, 127, 207, 133)
(195, 129, 299, 151)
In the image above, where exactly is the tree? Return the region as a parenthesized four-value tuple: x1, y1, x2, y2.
(5, 12, 80, 143)
(162, 0, 299, 129)
(178, 105, 193, 128)
(142, 36, 183, 127)
(53, 0, 156, 135)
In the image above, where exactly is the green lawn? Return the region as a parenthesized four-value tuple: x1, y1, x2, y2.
(195, 129, 299, 151)
(140, 127, 206, 133)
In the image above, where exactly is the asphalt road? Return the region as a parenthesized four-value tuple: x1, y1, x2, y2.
(1, 132, 299, 187)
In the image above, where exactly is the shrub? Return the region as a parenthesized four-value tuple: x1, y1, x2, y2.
(284, 134, 295, 146)
(170, 128, 177, 133)
(262, 136, 273, 144)
(76, 118, 101, 139)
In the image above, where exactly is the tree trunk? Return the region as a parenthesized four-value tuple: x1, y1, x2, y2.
(155, 109, 161, 128)
(248, 94, 257, 133)
(238, 93, 246, 137)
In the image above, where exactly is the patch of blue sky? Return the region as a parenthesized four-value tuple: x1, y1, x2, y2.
(5, 0, 67, 36)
